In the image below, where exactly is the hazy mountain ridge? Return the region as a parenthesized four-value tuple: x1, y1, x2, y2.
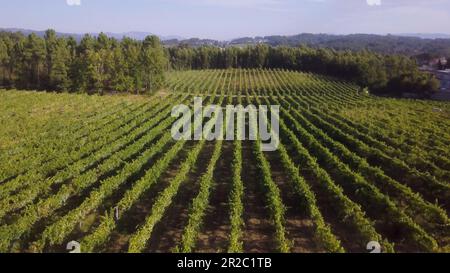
(0, 28, 184, 41)
(397, 33, 450, 39)
(2, 28, 450, 57)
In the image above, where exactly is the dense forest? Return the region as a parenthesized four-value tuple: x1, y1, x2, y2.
(229, 34, 450, 56)
(164, 33, 450, 58)
(0, 30, 167, 94)
(0, 30, 440, 97)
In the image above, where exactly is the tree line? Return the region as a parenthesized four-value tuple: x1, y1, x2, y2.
(168, 44, 440, 97)
(0, 30, 439, 97)
(0, 30, 167, 94)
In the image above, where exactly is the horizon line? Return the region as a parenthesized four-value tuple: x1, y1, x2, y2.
(2, 26, 450, 41)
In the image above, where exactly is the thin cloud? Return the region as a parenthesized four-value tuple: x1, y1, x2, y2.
(367, 0, 382, 6)
(163, 0, 324, 13)
(166, 0, 293, 9)
(66, 0, 81, 6)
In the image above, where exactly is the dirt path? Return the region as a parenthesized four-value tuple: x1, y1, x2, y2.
(241, 141, 277, 253)
(282, 143, 363, 252)
(195, 141, 233, 253)
(145, 141, 215, 253)
(265, 151, 322, 253)
(100, 141, 197, 253)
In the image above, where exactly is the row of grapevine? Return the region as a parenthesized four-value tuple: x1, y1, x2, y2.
(0, 95, 187, 222)
(0, 100, 159, 198)
(247, 68, 427, 251)
(280, 72, 450, 182)
(77, 72, 229, 253)
(128, 92, 226, 253)
(250, 90, 345, 253)
(0, 97, 174, 200)
(270, 69, 450, 205)
(0, 99, 146, 182)
(178, 92, 233, 252)
(275, 95, 449, 234)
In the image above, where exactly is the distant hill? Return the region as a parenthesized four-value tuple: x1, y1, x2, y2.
(2, 28, 450, 57)
(0, 28, 183, 42)
(164, 38, 223, 47)
(397, 33, 450, 39)
(160, 33, 450, 57)
(225, 33, 450, 56)
(163, 33, 450, 57)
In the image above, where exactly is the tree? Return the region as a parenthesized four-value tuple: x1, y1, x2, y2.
(49, 39, 71, 91)
(224, 47, 238, 69)
(121, 37, 143, 93)
(71, 34, 96, 92)
(22, 33, 46, 89)
(96, 33, 111, 50)
(44, 29, 58, 88)
(140, 35, 166, 94)
(425, 75, 440, 95)
(110, 46, 130, 92)
(85, 49, 105, 94)
(0, 39, 9, 86)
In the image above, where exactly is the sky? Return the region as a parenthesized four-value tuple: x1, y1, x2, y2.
(1, 0, 450, 40)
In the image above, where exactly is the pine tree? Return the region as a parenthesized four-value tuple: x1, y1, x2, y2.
(71, 34, 96, 92)
(140, 35, 167, 94)
(121, 37, 142, 93)
(49, 39, 71, 91)
(44, 29, 58, 88)
(86, 49, 104, 94)
(0, 39, 8, 86)
(22, 33, 46, 89)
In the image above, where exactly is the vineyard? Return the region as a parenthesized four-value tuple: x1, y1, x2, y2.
(0, 69, 449, 253)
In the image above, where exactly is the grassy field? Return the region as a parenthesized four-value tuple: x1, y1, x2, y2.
(0, 69, 449, 253)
